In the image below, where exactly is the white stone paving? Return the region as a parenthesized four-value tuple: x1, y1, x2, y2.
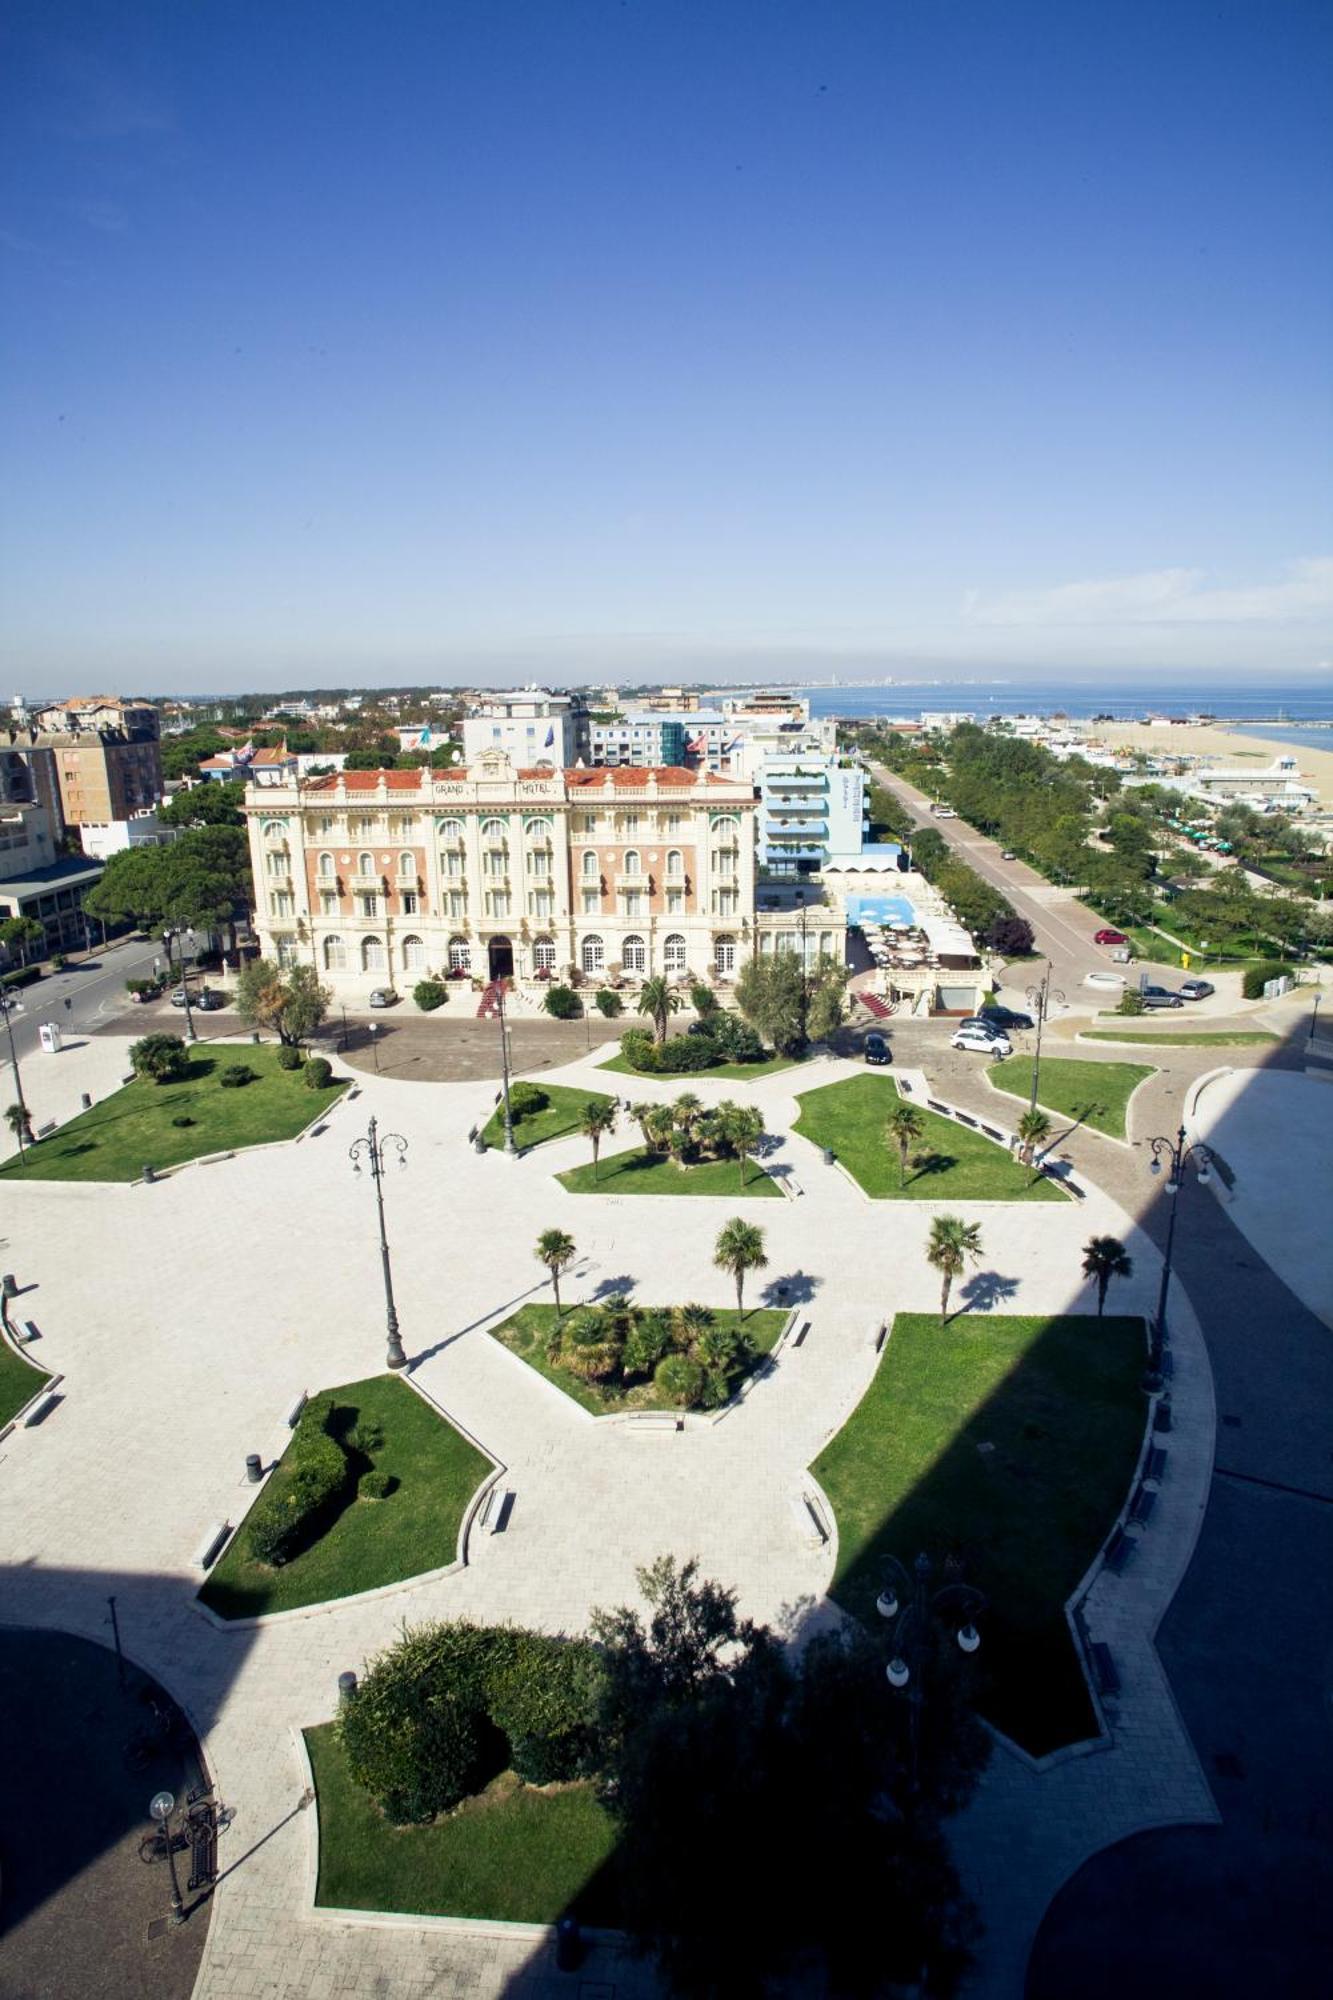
(0, 1036, 1218, 1998)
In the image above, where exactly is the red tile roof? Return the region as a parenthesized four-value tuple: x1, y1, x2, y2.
(298, 765, 743, 793)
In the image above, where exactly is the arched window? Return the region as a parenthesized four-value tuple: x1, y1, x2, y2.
(361, 935, 386, 972)
(480, 818, 507, 842)
(323, 935, 346, 970)
(398, 851, 415, 878)
(623, 934, 646, 973)
(402, 934, 427, 970)
(318, 852, 335, 879)
(663, 933, 687, 974)
(581, 934, 605, 975)
(712, 815, 740, 835)
(436, 818, 464, 842)
(532, 935, 556, 974)
(262, 821, 285, 840)
(447, 936, 470, 974)
(714, 935, 736, 975)
(623, 849, 640, 875)
(666, 849, 683, 878)
(358, 852, 374, 876)
(582, 850, 598, 879)
(524, 816, 553, 839)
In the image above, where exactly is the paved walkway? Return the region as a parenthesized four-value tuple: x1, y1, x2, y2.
(0, 1028, 1225, 1998)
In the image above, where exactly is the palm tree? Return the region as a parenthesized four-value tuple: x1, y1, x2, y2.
(1017, 1108, 1052, 1169)
(636, 975, 680, 1046)
(886, 1101, 925, 1188)
(642, 1102, 676, 1156)
(672, 1301, 715, 1353)
(5, 1102, 34, 1147)
(714, 1218, 768, 1315)
(667, 1092, 703, 1163)
(1081, 1234, 1133, 1316)
(535, 1228, 577, 1315)
(926, 1214, 983, 1325)
(723, 1103, 764, 1189)
(579, 1097, 618, 1183)
(629, 1100, 659, 1149)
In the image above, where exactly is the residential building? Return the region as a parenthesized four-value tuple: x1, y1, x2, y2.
(460, 689, 590, 769)
(78, 812, 178, 863)
(7, 696, 163, 830)
(641, 687, 702, 712)
(722, 692, 811, 727)
(0, 801, 103, 957)
(588, 713, 689, 767)
(199, 742, 346, 785)
(243, 750, 771, 992)
(757, 754, 867, 877)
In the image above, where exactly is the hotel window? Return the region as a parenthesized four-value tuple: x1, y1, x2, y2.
(317, 816, 335, 836)
(320, 891, 338, 916)
(443, 848, 464, 876)
(266, 850, 289, 878)
(447, 936, 470, 973)
(271, 891, 293, 918)
(714, 888, 737, 917)
(401, 891, 419, 915)
(318, 852, 335, 878)
(448, 890, 467, 919)
(666, 888, 684, 915)
(664, 812, 683, 835)
(582, 850, 598, 879)
(487, 890, 511, 919)
(582, 888, 600, 915)
(358, 893, 379, 919)
(323, 935, 346, 971)
(623, 890, 643, 918)
(357, 851, 374, 876)
(528, 848, 550, 878)
(666, 849, 683, 878)
(398, 851, 415, 879)
(532, 936, 556, 974)
(575, 812, 596, 835)
(623, 934, 646, 973)
(663, 933, 687, 974)
(621, 812, 640, 838)
(623, 849, 641, 876)
(528, 889, 553, 919)
(485, 849, 507, 878)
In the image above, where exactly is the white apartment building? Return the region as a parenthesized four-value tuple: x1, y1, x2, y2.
(244, 751, 766, 993)
(460, 690, 589, 769)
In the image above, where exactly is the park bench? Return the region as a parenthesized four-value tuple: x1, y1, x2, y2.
(954, 1111, 977, 1128)
(981, 1125, 1006, 1142)
(192, 1523, 231, 1571)
(22, 1390, 59, 1427)
(285, 1390, 308, 1430)
(1129, 1483, 1157, 1528)
(1089, 1640, 1121, 1699)
(791, 1319, 811, 1348)
(628, 1413, 681, 1432)
(1103, 1526, 1134, 1574)
(789, 1493, 827, 1546)
(483, 1487, 514, 1533)
(1144, 1445, 1168, 1487)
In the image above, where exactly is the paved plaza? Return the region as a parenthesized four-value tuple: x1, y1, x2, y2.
(0, 1024, 1235, 1997)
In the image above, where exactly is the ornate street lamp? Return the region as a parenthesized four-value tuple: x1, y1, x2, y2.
(877, 1551, 986, 1799)
(1145, 1124, 1214, 1389)
(149, 1789, 186, 1925)
(1023, 962, 1066, 1115)
(349, 1116, 409, 1369)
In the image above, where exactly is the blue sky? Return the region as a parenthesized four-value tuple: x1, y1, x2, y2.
(2, 0, 1330, 693)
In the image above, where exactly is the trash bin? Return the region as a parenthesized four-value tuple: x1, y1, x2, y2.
(823, 1147, 836, 1166)
(555, 1915, 581, 1972)
(142, 1164, 156, 1184)
(245, 1453, 263, 1484)
(337, 1671, 358, 1702)
(80, 1092, 92, 1110)
(473, 1134, 486, 1154)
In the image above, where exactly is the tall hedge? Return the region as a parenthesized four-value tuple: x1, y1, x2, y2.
(338, 1619, 605, 1821)
(246, 1402, 350, 1567)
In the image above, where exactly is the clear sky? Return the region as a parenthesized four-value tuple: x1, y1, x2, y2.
(2, 0, 1330, 695)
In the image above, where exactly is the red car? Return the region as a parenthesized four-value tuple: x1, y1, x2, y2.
(1094, 927, 1128, 946)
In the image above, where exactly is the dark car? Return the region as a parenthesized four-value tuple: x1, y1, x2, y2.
(1178, 978, 1214, 1000)
(170, 986, 225, 1010)
(864, 1032, 892, 1065)
(979, 1004, 1035, 1032)
(1140, 984, 1184, 1009)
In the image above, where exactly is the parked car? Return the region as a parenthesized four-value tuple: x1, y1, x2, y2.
(367, 988, 399, 1008)
(951, 1025, 1012, 1057)
(1094, 928, 1128, 946)
(979, 1004, 1034, 1031)
(170, 986, 224, 1010)
(863, 1032, 892, 1065)
(1000, 849, 1017, 861)
(1140, 984, 1185, 1009)
(1179, 978, 1215, 1000)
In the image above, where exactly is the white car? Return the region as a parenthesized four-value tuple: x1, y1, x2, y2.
(951, 1025, 1012, 1057)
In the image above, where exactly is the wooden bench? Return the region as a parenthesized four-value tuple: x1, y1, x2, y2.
(1089, 1639, 1121, 1698)
(1129, 1483, 1157, 1527)
(285, 1391, 308, 1430)
(791, 1320, 811, 1349)
(484, 1487, 514, 1533)
(1104, 1525, 1135, 1574)
(789, 1493, 827, 1546)
(192, 1523, 231, 1571)
(1144, 1445, 1168, 1487)
(22, 1390, 59, 1427)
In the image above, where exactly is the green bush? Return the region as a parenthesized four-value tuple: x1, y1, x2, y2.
(690, 982, 718, 1015)
(338, 1620, 603, 1822)
(246, 1411, 349, 1568)
(594, 988, 623, 1017)
(700, 1013, 766, 1063)
(304, 1056, 333, 1089)
(618, 1028, 658, 1071)
(543, 985, 581, 1019)
(413, 979, 447, 1012)
(1117, 990, 1146, 1016)
(1242, 961, 1294, 999)
(2, 965, 43, 991)
(219, 1063, 257, 1088)
(346, 1420, 385, 1455)
(277, 1044, 303, 1070)
(171, 1114, 195, 1128)
(654, 1352, 706, 1408)
(507, 1081, 550, 1121)
(651, 1035, 719, 1074)
(358, 1470, 393, 1501)
(50, 952, 67, 971)
(129, 1032, 190, 1085)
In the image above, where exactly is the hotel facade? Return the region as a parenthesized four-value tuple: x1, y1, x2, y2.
(243, 751, 842, 995)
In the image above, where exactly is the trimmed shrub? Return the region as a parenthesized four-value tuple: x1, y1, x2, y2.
(594, 988, 622, 1017)
(277, 1043, 303, 1070)
(171, 1114, 195, 1128)
(219, 1063, 257, 1088)
(1117, 990, 1146, 1016)
(304, 1056, 333, 1089)
(651, 1035, 719, 1074)
(690, 982, 718, 1015)
(129, 1032, 190, 1085)
(413, 979, 447, 1012)
(358, 1470, 393, 1501)
(702, 1012, 766, 1064)
(1, 965, 43, 991)
(618, 1028, 658, 1072)
(246, 1412, 349, 1568)
(507, 1081, 550, 1122)
(1242, 961, 1294, 1000)
(543, 985, 581, 1019)
(50, 952, 67, 971)
(654, 1352, 706, 1408)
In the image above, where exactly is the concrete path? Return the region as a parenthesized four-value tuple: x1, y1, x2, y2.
(0, 1030, 1222, 1999)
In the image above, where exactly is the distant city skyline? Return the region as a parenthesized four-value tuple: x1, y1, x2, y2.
(2, 2, 1330, 693)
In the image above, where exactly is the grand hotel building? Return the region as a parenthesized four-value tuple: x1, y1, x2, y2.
(243, 750, 843, 993)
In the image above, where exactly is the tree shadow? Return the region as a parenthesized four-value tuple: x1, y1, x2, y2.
(958, 1270, 1022, 1313)
(588, 1272, 637, 1302)
(760, 1271, 821, 1307)
(906, 1149, 956, 1184)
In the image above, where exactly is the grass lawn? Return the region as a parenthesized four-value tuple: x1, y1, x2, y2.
(812, 1312, 1146, 1755)
(791, 1074, 1064, 1202)
(557, 1145, 782, 1197)
(480, 1084, 615, 1152)
(988, 1054, 1154, 1141)
(0, 1335, 50, 1429)
(491, 1302, 788, 1415)
(199, 1375, 491, 1619)
(1082, 1029, 1278, 1047)
(0, 1044, 347, 1184)
(599, 1045, 799, 1081)
(305, 1724, 620, 1924)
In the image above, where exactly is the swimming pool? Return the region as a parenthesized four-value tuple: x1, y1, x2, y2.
(848, 893, 918, 928)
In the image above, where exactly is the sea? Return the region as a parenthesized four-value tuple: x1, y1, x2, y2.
(799, 681, 1333, 755)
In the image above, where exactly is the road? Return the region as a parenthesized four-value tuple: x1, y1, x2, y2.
(869, 761, 1127, 1001)
(0, 937, 164, 1087)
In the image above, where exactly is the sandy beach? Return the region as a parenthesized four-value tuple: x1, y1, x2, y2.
(1086, 720, 1333, 811)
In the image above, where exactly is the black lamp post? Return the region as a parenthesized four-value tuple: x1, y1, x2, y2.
(1024, 963, 1066, 1115)
(1145, 1123, 1214, 1388)
(149, 1789, 186, 1926)
(495, 979, 517, 1154)
(349, 1116, 408, 1369)
(0, 993, 30, 1156)
(163, 927, 197, 1042)
(367, 1020, 380, 1071)
(877, 1551, 985, 1802)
